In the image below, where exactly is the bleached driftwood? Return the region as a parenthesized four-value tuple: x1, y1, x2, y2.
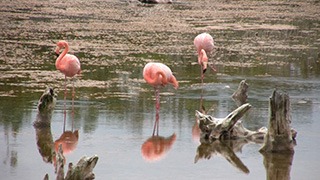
(259, 90, 296, 153)
(45, 144, 99, 180)
(196, 103, 267, 143)
(231, 80, 249, 106)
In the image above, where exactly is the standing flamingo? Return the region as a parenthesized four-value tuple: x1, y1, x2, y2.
(143, 62, 178, 135)
(194, 33, 215, 108)
(194, 33, 216, 85)
(55, 40, 81, 132)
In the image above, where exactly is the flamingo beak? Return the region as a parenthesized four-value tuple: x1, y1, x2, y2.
(202, 61, 208, 74)
(55, 46, 62, 56)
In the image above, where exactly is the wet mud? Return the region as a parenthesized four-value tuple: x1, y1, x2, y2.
(0, 0, 319, 99)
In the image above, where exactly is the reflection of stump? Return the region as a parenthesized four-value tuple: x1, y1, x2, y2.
(262, 152, 294, 180)
(195, 140, 250, 174)
(259, 90, 296, 153)
(231, 80, 248, 106)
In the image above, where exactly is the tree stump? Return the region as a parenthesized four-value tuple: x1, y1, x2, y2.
(33, 87, 57, 128)
(259, 90, 296, 153)
(45, 144, 99, 180)
(231, 80, 249, 106)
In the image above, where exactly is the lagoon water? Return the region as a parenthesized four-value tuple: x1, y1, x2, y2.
(1, 0, 320, 179)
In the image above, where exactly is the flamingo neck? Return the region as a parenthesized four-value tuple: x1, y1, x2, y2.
(56, 41, 69, 69)
(149, 71, 167, 87)
(198, 49, 208, 66)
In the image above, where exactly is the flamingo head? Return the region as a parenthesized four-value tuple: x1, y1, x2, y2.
(199, 49, 208, 74)
(55, 40, 67, 55)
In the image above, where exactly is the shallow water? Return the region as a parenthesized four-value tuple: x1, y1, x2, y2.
(1, 0, 320, 179)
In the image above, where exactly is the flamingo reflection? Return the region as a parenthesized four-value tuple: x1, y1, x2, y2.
(55, 130, 79, 155)
(141, 119, 176, 162)
(53, 130, 79, 166)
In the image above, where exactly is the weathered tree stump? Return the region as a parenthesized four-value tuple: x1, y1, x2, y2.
(231, 80, 249, 106)
(33, 87, 57, 128)
(259, 90, 296, 153)
(196, 103, 267, 143)
(64, 154, 99, 180)
(45, 144, 99, 180)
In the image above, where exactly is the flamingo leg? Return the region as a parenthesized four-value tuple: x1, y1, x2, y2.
(71, 77, 75, 131)
(152, 87, 160, 136)
(200, 66, 204, 110)
(63, 75, 67, 132)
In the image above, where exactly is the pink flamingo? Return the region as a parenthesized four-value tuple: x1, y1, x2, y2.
(194, 33, 215, 108)
(194, 33, 216, 85)
(55, 40, 81, 132)
(143, 62, 178, 135)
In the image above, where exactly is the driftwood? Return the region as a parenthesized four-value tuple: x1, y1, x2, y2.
(231, 80, 249, 106)
(259, 90, 296, 153)
(195, 103, 267, 143)
(196, 85, 297, 145)
(53, 145, 99, 180)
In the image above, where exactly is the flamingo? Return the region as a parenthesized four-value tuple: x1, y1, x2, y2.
(55, 40, 81, 132)
(143, 62, 178, 135)
(194, 33, 215, 107)
(194, 33, 216, 85)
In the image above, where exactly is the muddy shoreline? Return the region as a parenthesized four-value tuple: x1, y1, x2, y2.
(0, 0, 319, 98)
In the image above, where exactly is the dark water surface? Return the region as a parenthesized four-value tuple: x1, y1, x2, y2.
(1, 0, 320, 179)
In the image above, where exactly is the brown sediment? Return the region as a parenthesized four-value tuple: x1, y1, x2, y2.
(0, 0, 319, 98)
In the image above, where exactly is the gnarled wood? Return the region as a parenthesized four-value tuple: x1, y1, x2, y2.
(259, 90, 296, 153)
(195, 103, 267, 143)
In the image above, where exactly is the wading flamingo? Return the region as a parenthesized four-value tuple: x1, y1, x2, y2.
(194, 33, 215, 85)
(55, 40, 81, 132)
(143, 62, 178, 135)
(194, 33, 215, 107)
